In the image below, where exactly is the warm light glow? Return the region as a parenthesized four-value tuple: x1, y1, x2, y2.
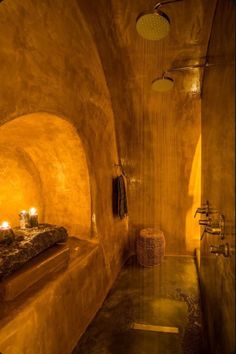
(0, 221, 10, 229)
(20, 210, 27, 214)
(185, 136, 201, 252)
(190, 80, 200, 95)
(0, 113, 91, 237)
(29, 207, 37, 216)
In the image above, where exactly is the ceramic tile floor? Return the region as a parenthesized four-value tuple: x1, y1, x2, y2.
(72, 256, 208, 354)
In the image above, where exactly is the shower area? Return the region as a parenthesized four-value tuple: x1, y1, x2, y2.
(0, 0, 235, 354)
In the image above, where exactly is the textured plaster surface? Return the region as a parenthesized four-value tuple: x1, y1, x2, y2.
(0, 1, 129, 350)
(200, 0, 235, 353)
(0, 0, 224, 351)
(0, 0, 129, 266)
(77, 0, 216, 254)
(0, 113, 91, 237)
(0, 0, 216, 255)
(0, 238, 120, 354)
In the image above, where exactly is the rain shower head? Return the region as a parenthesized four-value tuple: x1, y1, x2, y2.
(136, 0, 183, 41)
(152, 62, 213, 92)
(136, 10, 170, 41)
(151, 76, 174, 92)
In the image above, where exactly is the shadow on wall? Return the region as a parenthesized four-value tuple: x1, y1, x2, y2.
(0, 112, 91, 238)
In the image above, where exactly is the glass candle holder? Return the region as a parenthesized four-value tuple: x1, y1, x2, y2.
(29, 208, 38, 228)
(19, 210, 30, 229)
(0, 221, 15, 245)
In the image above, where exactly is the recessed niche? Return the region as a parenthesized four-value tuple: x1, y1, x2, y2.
(0, 113, 91, 238)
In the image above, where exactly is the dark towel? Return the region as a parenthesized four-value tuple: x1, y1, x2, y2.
(112, 175, 128, 219)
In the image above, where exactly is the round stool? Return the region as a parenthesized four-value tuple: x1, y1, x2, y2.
(136, 228, 165, 267)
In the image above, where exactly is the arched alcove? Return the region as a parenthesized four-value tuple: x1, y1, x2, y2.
(0, 113, 91, 237)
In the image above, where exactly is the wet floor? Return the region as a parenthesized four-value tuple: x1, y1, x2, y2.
(72, 256, 207, 354)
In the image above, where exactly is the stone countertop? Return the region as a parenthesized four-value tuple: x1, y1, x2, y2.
(0, 224, 68, 280)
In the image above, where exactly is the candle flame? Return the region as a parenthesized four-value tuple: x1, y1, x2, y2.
(29, 207, 37, 215)
(1, 221, 10, 229)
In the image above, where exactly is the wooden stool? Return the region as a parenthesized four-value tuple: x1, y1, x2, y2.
(137, 228, 165, 267)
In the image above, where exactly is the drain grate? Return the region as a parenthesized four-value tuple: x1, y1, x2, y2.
(131, 323, 179, 334)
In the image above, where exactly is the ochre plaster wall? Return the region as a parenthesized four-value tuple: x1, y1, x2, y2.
(200, 0, 235, 353)
(0, 239, 111, 354)
(0, 146, 43, 226)
(0, 0, 128, 269)
(77, 0, 216, 255)
(0, 113, 91, 237)
(0, 1, 216, 256)
(0, 0, 221, 351)
(0, 1, 128, 352)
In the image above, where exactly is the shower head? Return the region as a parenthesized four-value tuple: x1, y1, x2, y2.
(136, 10, 170, 41)
(151, 62, 213, 93)
(151, 76, 174, 92)
(136, 0, 183, 40)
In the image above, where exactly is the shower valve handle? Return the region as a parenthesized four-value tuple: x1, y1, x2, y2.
(194, 201, 218, 218)
(200, 217, 225, 241)
(205, 226, 221, 234)
(205, 214, 225, 239)
(199, 219, 211, 226)
(200, 218, 217, 240)
(210, 243, 229, 257)
(194, 205, 208, 218)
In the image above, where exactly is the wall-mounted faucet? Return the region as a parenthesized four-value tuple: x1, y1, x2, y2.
(200, 214, 225, 240)
(198, 219, 211, 226)
(194, 201, 225, 240)
(194, 200, 210, 218)
(207, 214, 224, 239)
(210, 243, 229, 257)
(194, 200, 218, 218)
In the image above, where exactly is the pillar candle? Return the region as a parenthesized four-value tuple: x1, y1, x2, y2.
(29, 208, 39, 228)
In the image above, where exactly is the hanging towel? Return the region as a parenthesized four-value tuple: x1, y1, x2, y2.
(112, 175, 128, 219)
(118, 175, 128, 219)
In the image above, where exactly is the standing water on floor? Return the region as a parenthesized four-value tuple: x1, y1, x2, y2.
(72, 256, 207, 354)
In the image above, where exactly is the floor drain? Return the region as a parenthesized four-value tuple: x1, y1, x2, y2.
(131, 323, 179, 334)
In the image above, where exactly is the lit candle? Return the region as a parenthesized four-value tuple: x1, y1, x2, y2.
(0, 221, 10, 230)
(19, 210, 30, 229)
(29, 207, 38, 227)
(0, 221, 15, 245)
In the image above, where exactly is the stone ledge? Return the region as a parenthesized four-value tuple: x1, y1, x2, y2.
(0, 244, 70, 301)
(0, 224, 68, 280)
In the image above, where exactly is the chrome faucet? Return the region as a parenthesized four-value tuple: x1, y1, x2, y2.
(200, 214, 225, 240)
(205, 214, 225, 239)
(206, 225, 222, 234)
(194, 200, 218, 218)
(194, 201, 210, 218)
(194, 202, 225, 240)
(198, 219, 211, 226)
(210, 243, 229, 257)
(199, 218, 213, 240)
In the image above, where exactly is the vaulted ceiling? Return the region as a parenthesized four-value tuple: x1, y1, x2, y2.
(0, 0, 218, 254)
(77, 0, 217, 157)
(76, 0, 217, 251)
